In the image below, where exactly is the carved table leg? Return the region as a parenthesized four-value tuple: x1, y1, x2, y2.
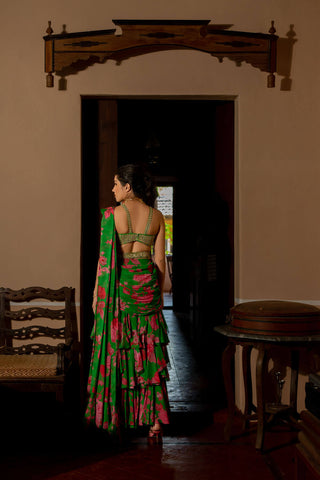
(256, 344, 268, 450)
(290, 349, 299, 412)
(222, 341, 236, 442)
(289, 349, 300, 426)
(242, 345, 253, 431)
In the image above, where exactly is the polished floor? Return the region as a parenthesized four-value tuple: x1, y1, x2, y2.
(0, 300, 298, 479)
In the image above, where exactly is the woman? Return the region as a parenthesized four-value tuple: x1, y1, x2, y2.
(85, 164, 170, 443)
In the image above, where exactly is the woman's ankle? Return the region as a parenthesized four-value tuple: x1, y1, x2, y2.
(151, 422, 161, 431)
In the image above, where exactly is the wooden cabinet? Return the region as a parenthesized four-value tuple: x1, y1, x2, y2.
(296, 410, 320, 479)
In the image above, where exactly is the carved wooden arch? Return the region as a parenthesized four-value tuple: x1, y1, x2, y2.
(43, 19, 278, 88)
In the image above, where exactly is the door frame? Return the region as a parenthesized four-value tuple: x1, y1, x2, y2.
(80, 94, 239, 400)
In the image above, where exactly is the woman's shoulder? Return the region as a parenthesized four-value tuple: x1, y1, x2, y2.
(113, 204, 126, 219)
(152, 206, 162, 214)
(152, 207, 165, 223)
(112, 203, 163, 222)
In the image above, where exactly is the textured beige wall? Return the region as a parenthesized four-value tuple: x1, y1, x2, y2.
(2, 0, 320, 304)
(1, 0, 320, 409)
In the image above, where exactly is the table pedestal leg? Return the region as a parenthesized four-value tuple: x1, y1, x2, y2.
(290, 349, 299, 412)
(222, 341, 236, 442)
(242, 345, 253, 431)
(256, 345, 268, 450)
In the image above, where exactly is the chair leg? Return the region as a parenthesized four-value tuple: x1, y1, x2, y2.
(55, 386, 64, 404)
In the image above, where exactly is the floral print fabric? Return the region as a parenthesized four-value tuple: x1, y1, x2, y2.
(85, 207, 170, 434)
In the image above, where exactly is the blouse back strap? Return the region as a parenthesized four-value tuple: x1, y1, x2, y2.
(144, 207, 154, 234)
(121, 203, 133, 233)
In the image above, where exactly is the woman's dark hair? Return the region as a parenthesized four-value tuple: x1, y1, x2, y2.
(115, 164, 158, 207)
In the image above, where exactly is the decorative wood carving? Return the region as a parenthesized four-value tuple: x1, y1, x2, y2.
(1, 286, 69, 302)
(6, 307, 65, 322)
(43, 19, 278, 88)
(2, 324, 66, 340)
(0, 343, 64, 355)
(0, 287, 76, 359)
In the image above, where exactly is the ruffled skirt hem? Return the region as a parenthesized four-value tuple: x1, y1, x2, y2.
(85, 309, 170, 432)
(119, 310, 170, 427)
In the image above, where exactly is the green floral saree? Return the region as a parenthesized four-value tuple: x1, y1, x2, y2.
(85, 207, 170, 434)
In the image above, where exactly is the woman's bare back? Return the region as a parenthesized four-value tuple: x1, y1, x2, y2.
(114, 200, 163, 255)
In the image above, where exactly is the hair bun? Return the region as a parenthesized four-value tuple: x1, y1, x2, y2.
(116, 164, 158, 207)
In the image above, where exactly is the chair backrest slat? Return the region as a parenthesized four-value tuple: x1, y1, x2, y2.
(6, 307, 66, 322)
(0, 286, 68, 302)
(0, 287, 77, 356)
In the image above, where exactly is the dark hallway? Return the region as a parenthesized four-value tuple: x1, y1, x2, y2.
(81, 97, 235, 387)
(0, 307, 297, 480)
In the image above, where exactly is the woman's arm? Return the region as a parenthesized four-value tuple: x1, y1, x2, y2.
(153, 212, 166, 306)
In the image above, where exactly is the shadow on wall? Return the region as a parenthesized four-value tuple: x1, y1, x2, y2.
(277, 24, 298, 92)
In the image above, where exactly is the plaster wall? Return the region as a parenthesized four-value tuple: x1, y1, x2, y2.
(1, 0, 320, 411)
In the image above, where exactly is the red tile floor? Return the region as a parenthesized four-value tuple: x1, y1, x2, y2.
(0, 305, 298, 480)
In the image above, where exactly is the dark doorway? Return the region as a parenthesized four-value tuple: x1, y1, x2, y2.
(81, 96, 234, 406)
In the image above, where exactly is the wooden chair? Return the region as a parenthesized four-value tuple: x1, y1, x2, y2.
(0, 286, 79, 406)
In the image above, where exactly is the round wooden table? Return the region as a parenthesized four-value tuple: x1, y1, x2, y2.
(215, 324, 320, 450)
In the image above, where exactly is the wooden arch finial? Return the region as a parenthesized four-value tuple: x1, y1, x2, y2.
(45, 21, 54, 87)
(46, 21, 53, 36)
(269, 20, 276, 35)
